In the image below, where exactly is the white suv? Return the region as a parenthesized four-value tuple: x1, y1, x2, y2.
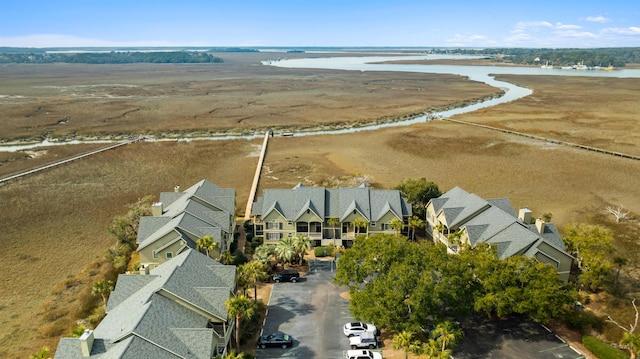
(349, 331, 378, 349)
(343, 322, 378, 337)
(345, 349, 383, 359)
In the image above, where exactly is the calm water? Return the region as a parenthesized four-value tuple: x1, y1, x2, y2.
(3, 54, 640, 151)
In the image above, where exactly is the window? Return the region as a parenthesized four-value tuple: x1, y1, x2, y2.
(152, 251, 158, 259)
(382, 223, 391, 231)
(266, 222, 283, 230)
(370, 221, 376, 227)
(267, 232, 282, 240)
(166, 252, 173, 259)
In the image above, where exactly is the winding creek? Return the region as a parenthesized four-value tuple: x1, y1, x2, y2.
(3, 54, 640, 152)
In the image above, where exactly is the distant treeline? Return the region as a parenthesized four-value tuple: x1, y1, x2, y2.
(0, 51, 223, 64)
(433, 47, 640, 67)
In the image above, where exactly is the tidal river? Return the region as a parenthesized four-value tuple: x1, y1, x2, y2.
(3, 54, 640, 152)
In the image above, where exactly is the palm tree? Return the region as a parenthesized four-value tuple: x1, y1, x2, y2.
(448, 231, 464, 252)
(197, 235, 219, 258)
(220, 251, 236, 265)
(613, 257, 628, 284)
(239, 261, 268, 302)
(292, 235, 313, 265)
(408, 216, 425, 241)
(253, 244, 274, 264)
(392, 331, 416, 359)
(328, 217, 340, 240)
(389, 218, 405, 237)
(432, 320, 463, 353)
(274, 237, 296, 265)
(352, 217, 368, 236)
(92, 279, 115, 306)
(225, 295, 255, 350)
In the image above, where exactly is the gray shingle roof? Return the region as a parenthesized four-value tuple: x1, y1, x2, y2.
(433, 187, 572, 262)
(55, 249, 235, 359)
(435, 186, 489, 228)
(137, 212, 222, 251)
(253, 184, 411, 221)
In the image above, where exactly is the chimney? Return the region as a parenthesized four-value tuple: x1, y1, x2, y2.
(518, 208, 532, 224)
(174, 185, 180, 192)
(535, 217, 546, 234)
(151, 202, 163, 216)
(79, 329, 94, 357)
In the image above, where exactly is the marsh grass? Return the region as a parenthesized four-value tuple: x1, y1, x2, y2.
(2, 56, 640, 357)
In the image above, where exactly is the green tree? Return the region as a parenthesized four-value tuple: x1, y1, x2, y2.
(220, 251, 236, 265)
(394, 178, 441, 218)
(392, 331, 417, 359)
(253, 244, 274, 264)
(328, 217, 340, 240)
(274, 237, 296, 265)
(431, 320, 463, 353)
(238, 261, 269, 302)
(197, 235, 219, 258)
(108, 196, 153, 250)
(226, 295, 255, 350)
(389, 218, 405, 237)
(352, 217, 368, 236)
(92, 279, 115, 306)
(292, 235, 313, 265)
(408, 216, 425, 241)
(613, 257, 628, 284)
(216, 350, 255, 359)
(473, 254, 575, 323)
(563, 223, 614, 290)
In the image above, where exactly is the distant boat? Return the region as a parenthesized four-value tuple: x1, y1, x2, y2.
(281, 132, 294, 137)
(540, 60, 553, 69)
(604, 65, 615, 71)
(573, 60, 588, 70)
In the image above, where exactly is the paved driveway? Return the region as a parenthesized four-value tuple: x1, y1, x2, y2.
(257, 260, 354, 358)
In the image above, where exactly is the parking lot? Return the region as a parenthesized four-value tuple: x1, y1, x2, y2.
(257, 259, 585, 359)
(256, 260, 371, 358)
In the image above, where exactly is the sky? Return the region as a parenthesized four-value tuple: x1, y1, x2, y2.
(1, 0, 639, 48)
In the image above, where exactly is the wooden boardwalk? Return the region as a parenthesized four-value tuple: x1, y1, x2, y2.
(0, 137, 143, 184)
(445, 118, 640, 161)
(244, 131, 271, 221)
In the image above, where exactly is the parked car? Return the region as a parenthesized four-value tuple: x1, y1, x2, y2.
(343, 322, 378, 337)
(257, 332, 294, 348)
(349, 331, 378, 349)
(345, 349, 383, 359)
(273, 269, 300, 283)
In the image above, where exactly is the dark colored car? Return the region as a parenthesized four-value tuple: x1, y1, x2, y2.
(273, 269, 300, 283)
(257, 332, 294, 348)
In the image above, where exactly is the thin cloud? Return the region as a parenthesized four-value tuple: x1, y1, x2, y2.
(555, 23, 581, 30)
(513, 21, 554, 33)
(585, 16, 611, 23)
(603, 26, 640, 35)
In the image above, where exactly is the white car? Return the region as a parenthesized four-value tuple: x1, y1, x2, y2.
(343, 322, 378, 337)
(345, 349, 383, 359)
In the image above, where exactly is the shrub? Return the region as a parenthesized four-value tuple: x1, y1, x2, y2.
(582, 336, 629, 359)
(87, 305, 106, 327)
(232, 250, 248, 265)
(246, 232, 254, 242)
(565, 309, 605, 333)
(314, 246, 335, 257)
(132, 261, 141, 271)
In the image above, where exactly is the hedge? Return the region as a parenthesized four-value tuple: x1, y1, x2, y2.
(582, 336, 629, 359)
